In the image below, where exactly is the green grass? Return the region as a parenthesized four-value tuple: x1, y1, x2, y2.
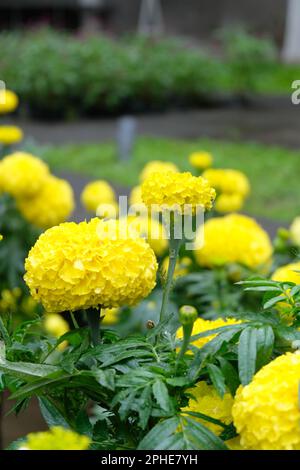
(41, 137, 300, 222)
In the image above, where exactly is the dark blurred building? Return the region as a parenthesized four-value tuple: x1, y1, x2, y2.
(0, 0, 287, 43)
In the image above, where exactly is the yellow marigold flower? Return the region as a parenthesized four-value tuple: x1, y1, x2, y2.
(232, 352, 300, 450)
(81, 180, 115, 212)
(44, 313, 70, 338)
(189, 151, 213, 170)
(272, 261, 300, 285)
(215, 193, 244, 213)
(195, 214, 272, 270)
(176, 317, 241, 349)
(202, 168, 250, 198)
(182, 381, 234, 435)
(24, 218, 157, 313)
(0, 126, 23, 146)
(0, 89, 19, 114)
(127, 216, 168, 257)
(140, 160, 179, 182)
(24, 426, 90, 450)
(162, 256, 192, 279)
(0, 152, 49, 198)
(0, 234, 2, 241)
(102, 307, 119, 325)
(290, 217, 300, 246)
(17, 175, 74, 229)
(141, 171, 216, 213)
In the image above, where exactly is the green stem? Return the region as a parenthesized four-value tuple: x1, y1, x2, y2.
(159, 215, 182, 323)
(69, 311, 79, 329)
(86, 307, 101, 346)
(176, 323, 193, 366)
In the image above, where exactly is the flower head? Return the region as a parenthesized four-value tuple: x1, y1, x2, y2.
(140, 160, 179, 182)
(0, 126, 23, 146)
(189, 151, 213, 170)
(202, 168, 250, 198)
(290, 217, 300, 246)
(24, 426, 90, 450)
(195, 214, 272, 270)
(232, 352, 300, 450)
(24, 218, 157, 313)
(0, 89, 19, 114)
(214, 193, 244, 213)
(81, 180, 115, 212)
(17, 175, 74, 229)
(0, 152, 49, 198)
(181, 381, 234, 435)
(272, 261, 300, 284)
(176, 317, 240, 349)
(141, 171, 216, 213)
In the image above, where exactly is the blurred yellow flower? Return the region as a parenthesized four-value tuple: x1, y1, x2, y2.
(195, 214, 272, 270)
(202, 168, 250, 198)
(272, 261, 300, 284)
(162, 256, 192, 279)
(0, 89, 19, 114)
(17, 175, 74, 229)
(0, 152, 49, 198)
(44, 313, 70, 339)
(215, 193, 244, 213)
(140, 160, 179, 182)
(0, 126, 23, 145)
(81, 180, 115, 212)
(24, 426, 90, 450)
(182, 381, 234, 435)
(290, 217, 300, 246)
(96, 201, 119, 219)
(232, 352, 300, 450)
(102, 307, 119, 325)
(189, 151, 213, 170)
(128, 216, 168, 257)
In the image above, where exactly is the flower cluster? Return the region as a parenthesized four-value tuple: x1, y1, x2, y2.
(195, 214, 273, 270)
(0, 126, 23, 146)
(232, 352, 300, 450)
(202, 168, 250, 213)
(182, 381, 234, 435)
(24, 218, 158, 312)
(189, 151, 213, 170)
(23, 427, 91, 450)
(176, 317, 241, 349)
(141, 171, 216, 213)
(140, 160, 179, 182)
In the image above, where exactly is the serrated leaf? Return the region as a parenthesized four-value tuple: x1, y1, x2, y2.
(218, 357, 240, 396)
(255, 325, 274, 370)
(207, 363, 226, 398)
(238, 327, 257, 385)
(152, 379, 172, 413)
(138, 416, 180, 450)
(38, 397, 69, 429)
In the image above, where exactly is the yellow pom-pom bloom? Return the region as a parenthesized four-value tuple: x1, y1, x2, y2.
(162, 256, 192, 279)
(189, 151, 213, 170)
(141, 171, 216, 213)
(176, 317, 241, 349)
(215, 193, 244, 213)
(24, 426, 90, 450)
(127, 216, 168, 257)
(81, 180, 115, 212)
(17, 175, 74, 229)
(182, 381, 234, 435)
(0, 126, 23, 146)
(24, 218, 157, 313)
(202, 168, 250, 198)
(232, 352, 300, 450)
(140, 160, 179, 182)
(195, 214, 272, 270)
(0, 152, 49, 198)
(0, 89, 19, 114)
(272, 261, 300, 284)
(290, 217, 300, 246)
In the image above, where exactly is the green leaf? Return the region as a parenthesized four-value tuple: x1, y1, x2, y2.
(0, 357, 61, 381)
(263, 295, 286, 309)
(255, 325, 274, 370)
(182, 416, 228, 450)
(218, 357, 240, 396)
(207, 364, 226, 398)
(238, 327, 257, 385)
(38, 397, 69, 429)
(152, 379, 172, 413)
(92, 369, 116, 391)
(138, 416, 180, 450)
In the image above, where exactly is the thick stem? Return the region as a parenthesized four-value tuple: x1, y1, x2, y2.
(86, 307, 101, 346)
(176, 323, 193, 365)
(159, 215, 182, 323)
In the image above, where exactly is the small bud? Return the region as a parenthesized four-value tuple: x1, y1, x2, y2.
(146, 320, 155, 329)
(277, 228, 290, 240)
(179, 305, 198, 325)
